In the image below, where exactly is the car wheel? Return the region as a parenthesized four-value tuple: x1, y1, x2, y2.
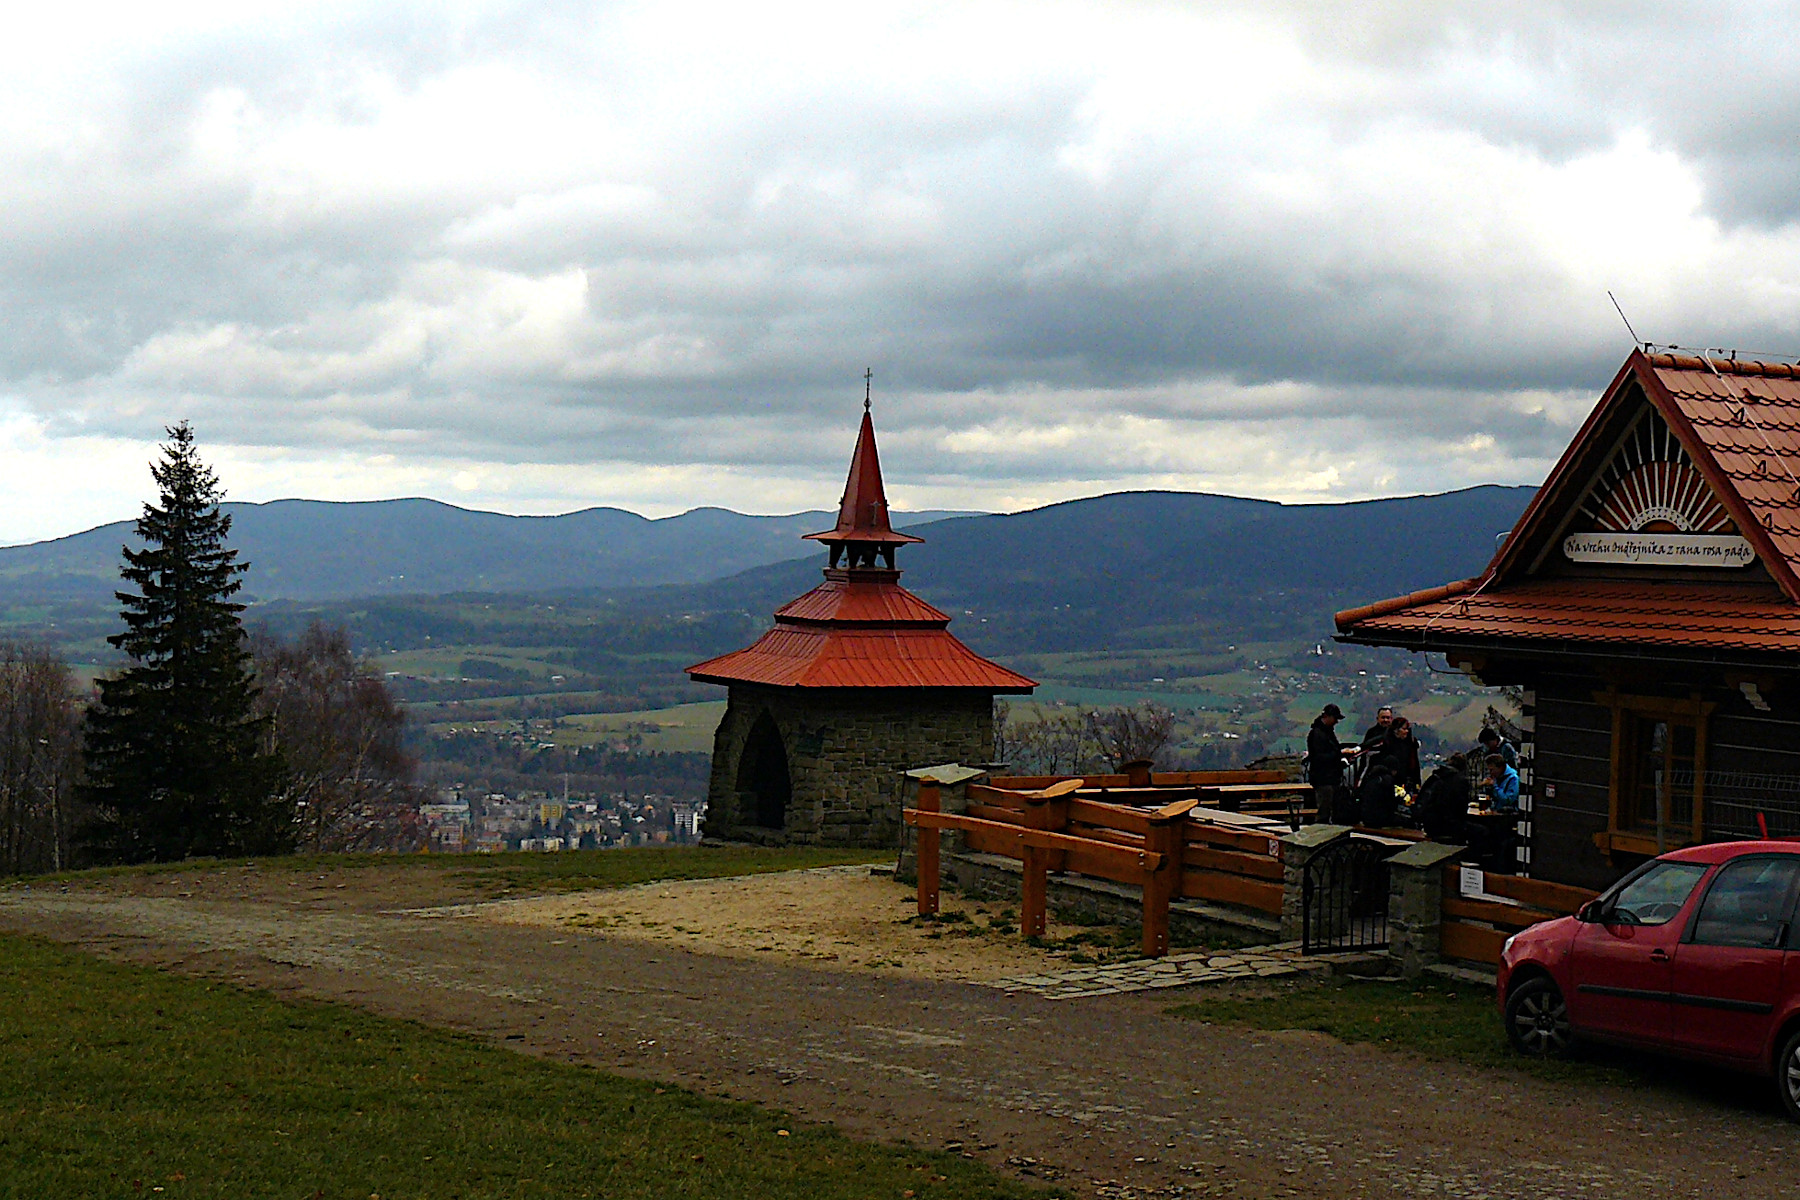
(1505, 976, 1574, 1059)
(1776, 1028, 1800, 1123)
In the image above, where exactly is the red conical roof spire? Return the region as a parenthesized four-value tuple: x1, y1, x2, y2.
(804, 381, 924, 551)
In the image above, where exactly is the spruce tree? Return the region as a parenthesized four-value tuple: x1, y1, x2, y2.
(83, 423, 287, 861)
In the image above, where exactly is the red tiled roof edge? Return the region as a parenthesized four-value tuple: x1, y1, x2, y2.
(1638, 355, 1800, 601)
(684, 632, 1038, 691)
(1646, 353, 1800, 378)
(1333, 577, 1482, 633)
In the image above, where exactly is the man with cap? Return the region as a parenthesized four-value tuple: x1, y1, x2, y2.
(1306, 704, 1360, 826)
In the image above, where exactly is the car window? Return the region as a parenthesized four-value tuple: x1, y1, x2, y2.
(1609, 861, 1709, 926)
(1692, 857, 1800, 949)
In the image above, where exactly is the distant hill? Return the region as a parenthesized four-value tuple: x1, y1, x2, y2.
(651, 486, 1537, 655)
(0, 486, 1538, 673)
(0, 499, 978, 604)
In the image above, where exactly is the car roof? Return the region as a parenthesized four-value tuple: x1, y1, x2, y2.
(1662, 840, 1800, 865)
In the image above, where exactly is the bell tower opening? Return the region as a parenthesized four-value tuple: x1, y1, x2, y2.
(736, 712, 791, 829)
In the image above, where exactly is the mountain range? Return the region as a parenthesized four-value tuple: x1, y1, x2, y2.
(648, 485, 1538, 655)
(0, 500, 977, 604)
(0, 486, 1539, 670)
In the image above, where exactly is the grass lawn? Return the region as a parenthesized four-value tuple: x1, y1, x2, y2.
(1167, 976, 1647, 1088)
(0, 933, 1054, 1200)
(438, 845, 894, 898)
(33, 845, 895, 900)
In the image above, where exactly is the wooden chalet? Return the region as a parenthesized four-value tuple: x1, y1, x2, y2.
(1337, 349, 1800, 889)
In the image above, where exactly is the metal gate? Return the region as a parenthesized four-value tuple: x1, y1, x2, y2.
(1301, 836, 1392, 954)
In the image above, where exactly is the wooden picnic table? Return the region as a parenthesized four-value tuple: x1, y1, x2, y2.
(1183, 807, 1294, 835)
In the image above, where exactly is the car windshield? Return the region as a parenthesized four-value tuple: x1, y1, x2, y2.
(1608, 861, 1709, 926)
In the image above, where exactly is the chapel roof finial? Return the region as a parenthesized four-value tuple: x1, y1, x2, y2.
(802, 373, 924, 561)
(864, 367, 872, 412)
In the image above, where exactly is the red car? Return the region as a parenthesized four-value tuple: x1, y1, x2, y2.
(1498, 840, 1800, 1120)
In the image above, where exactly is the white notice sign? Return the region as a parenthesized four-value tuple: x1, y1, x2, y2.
(1459, 865, 1485, 899)
(1563, 531, 1754, 568)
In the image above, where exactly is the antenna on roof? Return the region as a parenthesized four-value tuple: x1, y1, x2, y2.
(1608, 291, 1645, 351)
(864, 367, 872, 412)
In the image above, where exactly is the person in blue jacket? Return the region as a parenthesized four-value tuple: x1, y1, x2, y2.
(1484, 754, 1520, 813)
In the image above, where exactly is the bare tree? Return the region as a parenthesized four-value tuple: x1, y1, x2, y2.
(1000, 707, 1103, 775)
(1084, 702, 1177, 771)
(252, 623, 424, 853)
(0, 641, 83, 874)
(992, 698, 1014, 766)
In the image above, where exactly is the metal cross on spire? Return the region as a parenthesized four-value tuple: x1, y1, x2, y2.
(864, 367, 872, 411)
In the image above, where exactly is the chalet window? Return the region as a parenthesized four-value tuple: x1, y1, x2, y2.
(1598, 691, 1713, 857)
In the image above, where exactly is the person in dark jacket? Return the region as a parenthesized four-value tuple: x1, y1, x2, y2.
(1306, 704, 1359, 825)
(1361, 705, 1395, 750)
(1359, 717, 1421, 827)
(1416, 754, 1473, 844)
(1371, 716, 1422, 791)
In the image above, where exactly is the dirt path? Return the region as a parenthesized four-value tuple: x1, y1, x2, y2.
(2, 865, 1793, 1199)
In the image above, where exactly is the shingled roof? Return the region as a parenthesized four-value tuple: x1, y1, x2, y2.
(1336, 349, 1800, 656)
(687, 408, 1035, 693)
(686, 570, 1037, 690)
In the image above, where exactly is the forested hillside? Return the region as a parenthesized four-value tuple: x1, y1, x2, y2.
(0, 498, 974, 604)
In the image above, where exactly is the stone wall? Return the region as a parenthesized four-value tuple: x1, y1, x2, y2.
(703, 683, 994, 847)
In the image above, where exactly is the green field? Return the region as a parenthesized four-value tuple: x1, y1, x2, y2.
(0, 932, 1045, 1200)
(421, 700, 728, 755)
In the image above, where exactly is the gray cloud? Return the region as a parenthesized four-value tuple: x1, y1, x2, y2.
(1, 1, 1799, 542)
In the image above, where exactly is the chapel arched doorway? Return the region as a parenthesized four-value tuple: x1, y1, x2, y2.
(735, 712, 791, 829)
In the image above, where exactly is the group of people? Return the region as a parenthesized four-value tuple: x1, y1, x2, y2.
(1305, 704, 1521, 855)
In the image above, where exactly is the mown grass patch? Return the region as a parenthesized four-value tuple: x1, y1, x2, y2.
(1169, 977, 1520, 1064)
(442, 846, 893, 898)
(18, 846, 893, 899)
(1165, 976, 1670, 1089)
(0, 933, 1053, 1199)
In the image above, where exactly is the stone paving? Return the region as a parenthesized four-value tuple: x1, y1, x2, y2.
(991, 941, 1329, 1000)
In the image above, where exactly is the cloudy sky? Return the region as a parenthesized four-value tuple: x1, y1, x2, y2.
(3, 1, 1799, 545)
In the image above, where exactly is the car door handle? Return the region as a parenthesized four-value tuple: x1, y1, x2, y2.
(1649, 949, 1671, 962)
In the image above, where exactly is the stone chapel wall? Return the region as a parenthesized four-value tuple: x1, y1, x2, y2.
(703, 683, 993, 846)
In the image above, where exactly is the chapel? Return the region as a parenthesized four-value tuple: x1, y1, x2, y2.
(686, 401, 1035, 845)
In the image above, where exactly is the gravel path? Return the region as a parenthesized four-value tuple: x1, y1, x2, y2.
(1, 868, 1793, 1199)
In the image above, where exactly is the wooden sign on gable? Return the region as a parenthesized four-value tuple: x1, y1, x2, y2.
(1560, 406, 1753, 569)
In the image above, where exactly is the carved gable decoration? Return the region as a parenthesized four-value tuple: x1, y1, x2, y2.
(1561, 406, 1754, 568)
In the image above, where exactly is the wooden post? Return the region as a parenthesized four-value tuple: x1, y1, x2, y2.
(1019, 781, 1077, 939)
(1141, 816, 1179, 957)
(916, 781, 941, 917)
(1021, 841, 1047, 938)
(1140, 798, 1196, 958)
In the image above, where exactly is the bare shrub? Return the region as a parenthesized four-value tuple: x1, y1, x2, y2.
(0, 641, 82, 874)
(1084, 702, 1177, 771)
(994, 706, 1101, 775)
(252, 623, 424, 853)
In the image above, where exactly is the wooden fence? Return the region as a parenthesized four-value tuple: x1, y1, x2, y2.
(903, 776, 1286, 958)
(1437, 867, 1596, 966)
(989, 768, 1314, 823)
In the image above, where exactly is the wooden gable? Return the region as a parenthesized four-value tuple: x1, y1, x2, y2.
(1487, 352, 1786, 591)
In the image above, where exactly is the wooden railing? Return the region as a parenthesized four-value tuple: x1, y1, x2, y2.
(1437, 867, 1596, 966)
(988, 769, 1314, 822)
(904, 778, 1285, 958)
